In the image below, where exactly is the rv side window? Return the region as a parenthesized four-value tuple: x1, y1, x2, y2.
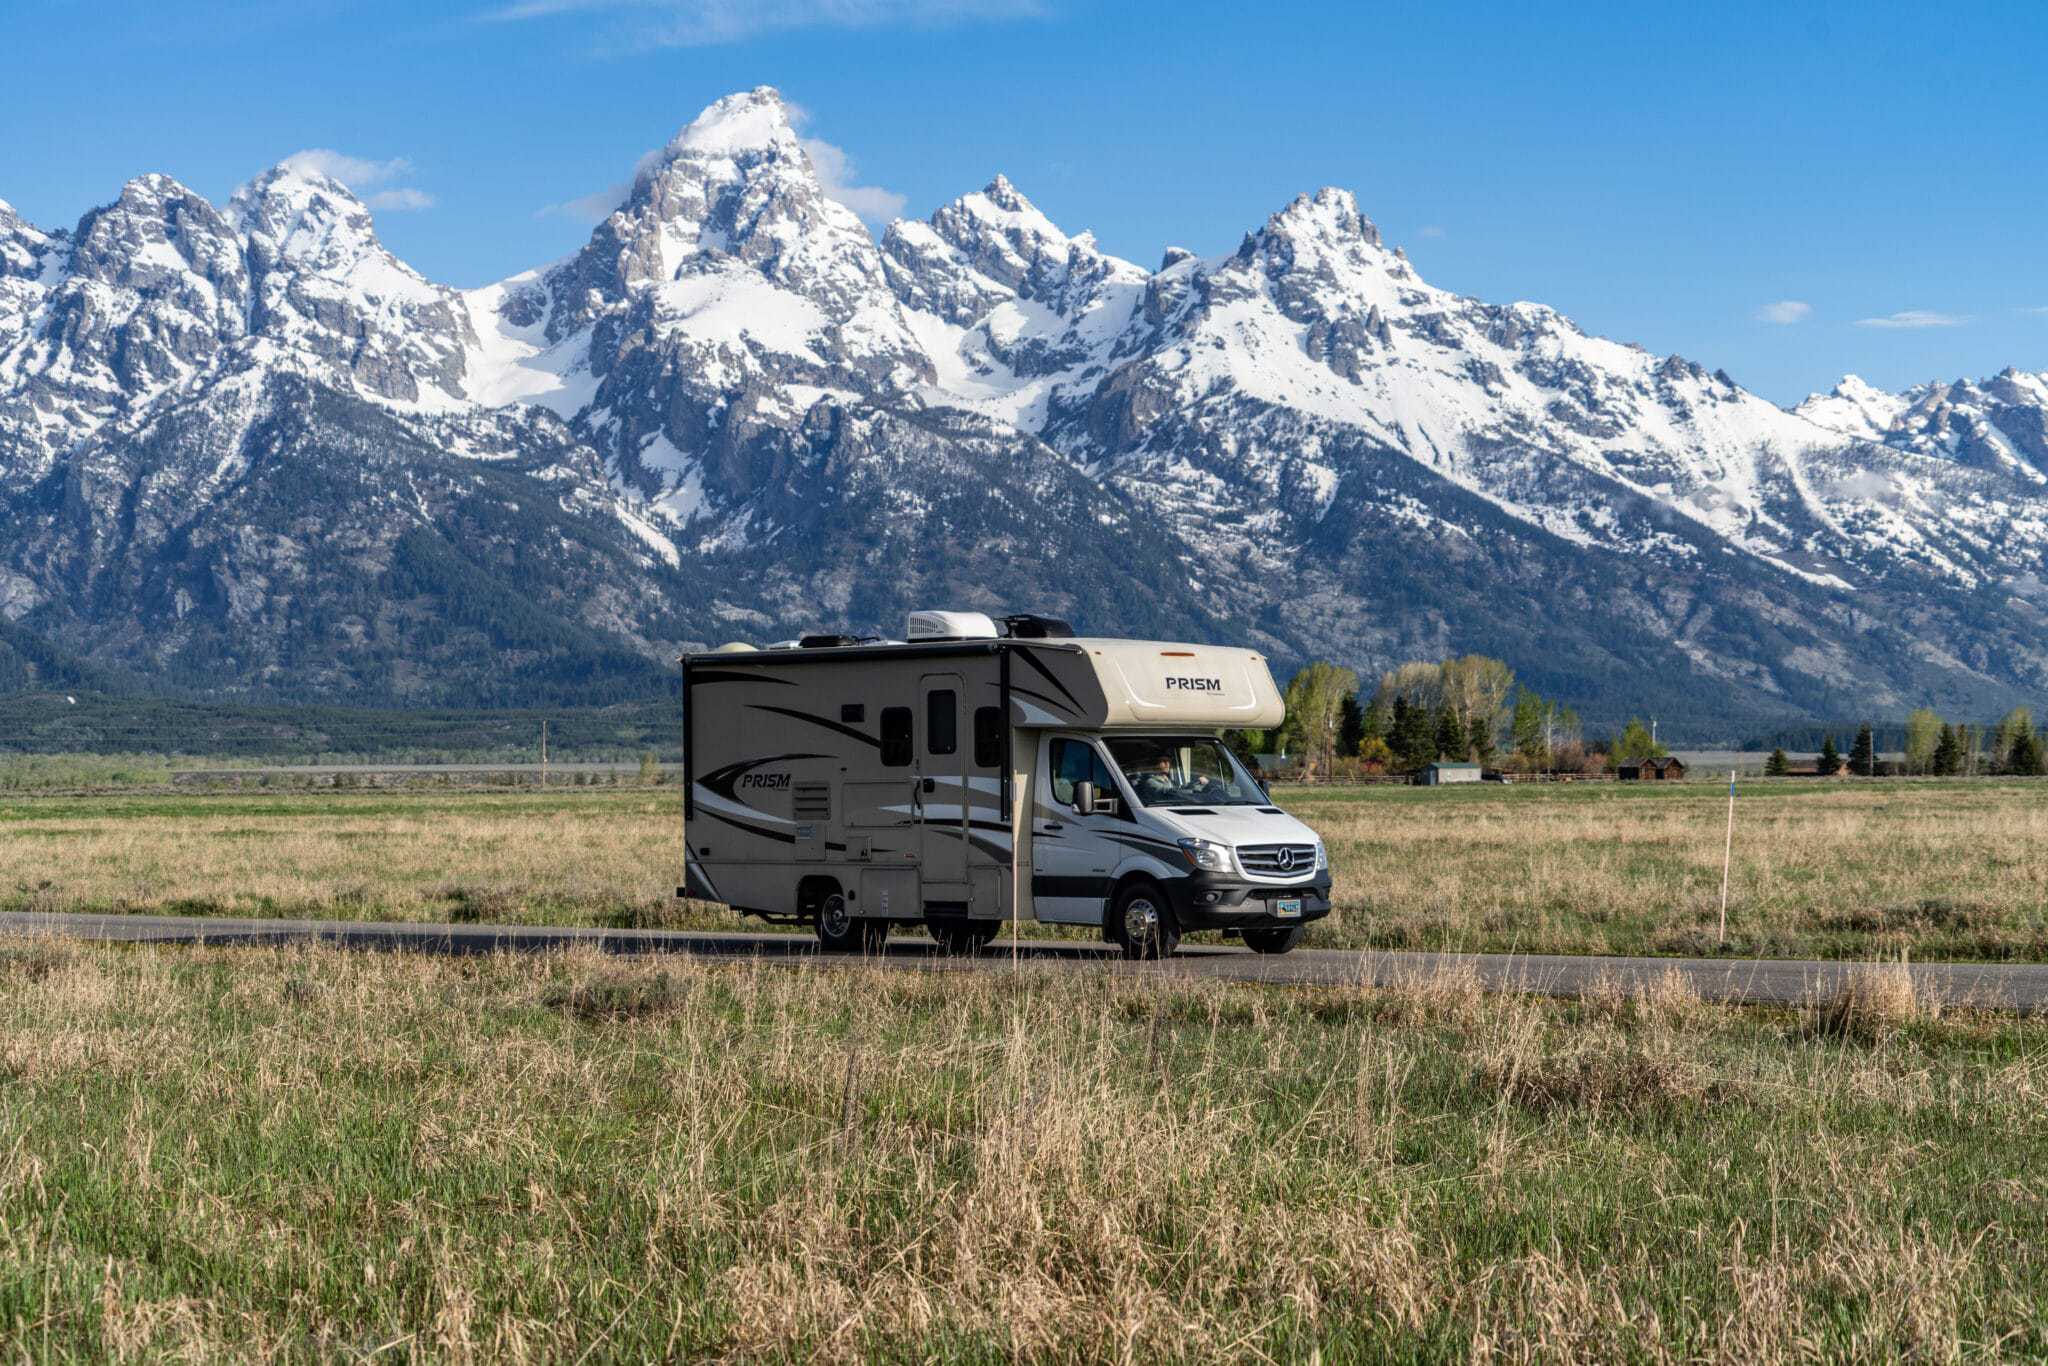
(926, 690, 957, 755)
(973, 706, 1002, 768)
(880, 707, 913, 767)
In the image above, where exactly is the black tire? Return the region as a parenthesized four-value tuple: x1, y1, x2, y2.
(1112, 882, 1180, 961)
(931, 919, 998, 956)
(814, 889, 862, 952)
(1241, 925, 1304, 955)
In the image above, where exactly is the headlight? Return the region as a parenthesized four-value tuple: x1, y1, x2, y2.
(1315, 841, 1328, 873)
(1177, 838, 1231, 872)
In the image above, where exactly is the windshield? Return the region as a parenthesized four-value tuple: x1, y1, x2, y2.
(1104, 736, 1268, 808)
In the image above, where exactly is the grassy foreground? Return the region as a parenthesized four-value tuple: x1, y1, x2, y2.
(5, 779, 2048, 961)
(1, 939, 2043, 1359)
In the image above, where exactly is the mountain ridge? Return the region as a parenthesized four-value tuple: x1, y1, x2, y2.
(2, 85, 2045, 733)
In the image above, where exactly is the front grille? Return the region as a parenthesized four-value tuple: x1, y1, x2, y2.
(1237, 843, 1317, 878)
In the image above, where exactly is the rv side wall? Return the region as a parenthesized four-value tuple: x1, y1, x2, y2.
(684, 649, 1020, 925)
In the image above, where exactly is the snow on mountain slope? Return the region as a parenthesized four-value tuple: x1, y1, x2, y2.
(1799, 369, 2048, 481)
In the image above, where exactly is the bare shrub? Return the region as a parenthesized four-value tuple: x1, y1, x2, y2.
(1482, 1039, 1732, 1117)
(1812, 961, 1930, 1042)
(541, 968, 686, 1022)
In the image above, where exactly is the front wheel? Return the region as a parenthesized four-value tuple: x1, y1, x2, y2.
(1112, 883, 1180, 961)
(1241, 925, 1304, 955)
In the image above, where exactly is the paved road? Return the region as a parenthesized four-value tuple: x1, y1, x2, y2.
(4, 911, 2043, 1011)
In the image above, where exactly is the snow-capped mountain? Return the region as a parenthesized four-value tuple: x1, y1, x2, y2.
(2, 86, 2045, 728)
(1798, 369, 2048, 480)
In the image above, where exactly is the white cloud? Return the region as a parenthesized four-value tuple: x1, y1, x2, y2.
(365, 188, 436, 212)
(535, 185, 630, 223)
(2021, 305, 2048, 317)
(1754, 300, 1812, 325)
(278, 149, 415, 189)
(1415, 225, 1446, 239)
(278, 148, 436, 212)
(1855, 309, 1967, 329)
(800, 136, 906, 225)
(481, 0, 1046, 50)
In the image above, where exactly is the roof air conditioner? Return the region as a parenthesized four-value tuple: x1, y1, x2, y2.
(906, 610, 1001, 641)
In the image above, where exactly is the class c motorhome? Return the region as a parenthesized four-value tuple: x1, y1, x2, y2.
(680, 610, 1332, 958)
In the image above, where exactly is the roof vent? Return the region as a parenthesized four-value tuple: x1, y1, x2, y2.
(1002, 613, 1075, 639)
(906, 610, 1001, 641)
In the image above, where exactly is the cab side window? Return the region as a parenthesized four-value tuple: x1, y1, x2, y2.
(1050, 738, 1085, 805)
(1049, 739, 1117, 810)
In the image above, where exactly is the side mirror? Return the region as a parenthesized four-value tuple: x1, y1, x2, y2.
(1073, 780, 1096, 816)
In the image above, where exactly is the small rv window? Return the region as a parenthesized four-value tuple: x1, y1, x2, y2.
(926, 690, 958, 755)
(840, 703, 865, 723)
(973, 706, 1003, 768)
(880, 707, 913, 767)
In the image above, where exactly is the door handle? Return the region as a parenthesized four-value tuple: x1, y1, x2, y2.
(1040, 822, 1064, 832)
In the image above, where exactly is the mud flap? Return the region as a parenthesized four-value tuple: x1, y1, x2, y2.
(682, 854, 724, 904)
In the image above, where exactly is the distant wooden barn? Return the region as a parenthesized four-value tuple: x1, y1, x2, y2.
(1417, 762, 1483, 786)
(1618, 756, 1688, 782)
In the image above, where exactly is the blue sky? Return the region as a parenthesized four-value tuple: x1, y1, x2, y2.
(4, 0, 2044, 403)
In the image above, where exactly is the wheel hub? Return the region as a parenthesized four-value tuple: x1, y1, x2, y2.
(820, 894, 851, 939)
(1123, 897, 1160, 943)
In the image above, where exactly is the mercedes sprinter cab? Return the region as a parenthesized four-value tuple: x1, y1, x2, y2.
(679, 609, 1332, 958)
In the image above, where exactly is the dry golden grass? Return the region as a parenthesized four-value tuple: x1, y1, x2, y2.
(0, 939, 2042, 1359)
(1294, 779, 2048, 960)
(4, 777, 2047, 960)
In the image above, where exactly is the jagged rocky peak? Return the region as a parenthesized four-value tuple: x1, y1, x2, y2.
(0, 198, 59, 279)
(1794, 374, 1910, 442)
(227, 159, 476, 407)
(231, 162, 385, 272)
(68, 173, 247, 297)
(882, 171, 1146, 329)
(1259, 186, 1385, 250)
(540, 85, 892, 341)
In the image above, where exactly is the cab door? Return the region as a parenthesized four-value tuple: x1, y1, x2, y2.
(1031, 735, 1122, 925)
(916, 674, 970, 898)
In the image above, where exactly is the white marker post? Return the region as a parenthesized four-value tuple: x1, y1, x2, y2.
(1718, 768, 1736, 945)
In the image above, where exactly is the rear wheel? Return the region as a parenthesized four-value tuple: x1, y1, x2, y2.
(1112, 882, 1180, 961)
(815, 891, 862, 952)
(1241, 925, 1304, 955)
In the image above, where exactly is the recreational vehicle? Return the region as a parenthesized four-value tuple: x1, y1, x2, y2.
(679, 610, 1332, 958)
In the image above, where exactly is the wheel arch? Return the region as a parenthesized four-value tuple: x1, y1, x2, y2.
(796, 874, 844, 920)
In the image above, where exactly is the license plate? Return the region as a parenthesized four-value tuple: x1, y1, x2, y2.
(1273, 898, 1302, 918)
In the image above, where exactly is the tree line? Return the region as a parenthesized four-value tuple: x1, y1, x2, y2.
(1246, 655, 1630, 778)
(1763, 707, 2044, 777)
(1250, 658, 2047, 782)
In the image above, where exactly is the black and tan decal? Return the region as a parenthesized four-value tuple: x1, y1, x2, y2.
(745, 704, 882, 749)
(1014, 648, 1086, 715)
(698, 753, 828, 803)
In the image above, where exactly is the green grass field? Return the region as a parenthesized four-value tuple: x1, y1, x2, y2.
(5, 776, 2047, 961)
(1, 940, 2042, 1359)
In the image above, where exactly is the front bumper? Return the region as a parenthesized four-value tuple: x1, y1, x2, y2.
(1161, 871, 1333, 931)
